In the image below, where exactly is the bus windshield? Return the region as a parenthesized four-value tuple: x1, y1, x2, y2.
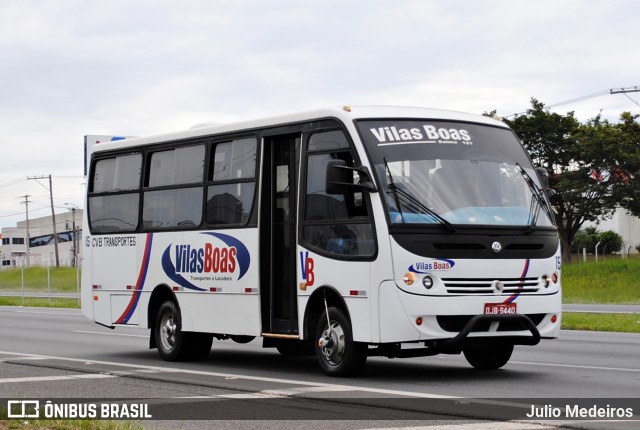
(356, 119, 555, 228)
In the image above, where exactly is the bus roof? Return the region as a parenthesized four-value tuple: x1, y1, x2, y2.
(91, 106, 508, 153)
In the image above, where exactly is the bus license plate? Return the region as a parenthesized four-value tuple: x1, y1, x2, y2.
(484, 303, 517, 315)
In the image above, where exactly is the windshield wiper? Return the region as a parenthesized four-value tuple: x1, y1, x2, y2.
(384, 158, 455, 232)
(393, 186, 456, 232)
(516, 163, 554, 233)
(384, 157, 405, 223)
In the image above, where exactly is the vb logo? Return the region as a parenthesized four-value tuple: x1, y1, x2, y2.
(299, 251, 315, 287)
(7, 400, 40, 418)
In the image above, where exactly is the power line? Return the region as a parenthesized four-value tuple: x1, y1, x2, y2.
(546, 89, 611, 109)
(507, 85, 640, 118)
(623, 93, 640, 108)
(0, 177, 28, 189)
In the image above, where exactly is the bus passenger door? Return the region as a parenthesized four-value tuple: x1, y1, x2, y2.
(260, 134, 300, 335)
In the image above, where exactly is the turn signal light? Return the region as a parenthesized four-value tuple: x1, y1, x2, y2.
(403, 272, 415, 286)
(551, 314, 558, 323)
(416, 317, 423, 326)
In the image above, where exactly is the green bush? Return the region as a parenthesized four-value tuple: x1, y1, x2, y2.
(598, 230, 623, 254)
(572, 226, 599, 253)
(572, 227, 623, 254)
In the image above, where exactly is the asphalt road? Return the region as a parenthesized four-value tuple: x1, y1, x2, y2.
(1, 306, 639, 429)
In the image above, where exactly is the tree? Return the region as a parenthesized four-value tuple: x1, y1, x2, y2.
(615, 112, 640, 217)
(504, 99, 638, 262)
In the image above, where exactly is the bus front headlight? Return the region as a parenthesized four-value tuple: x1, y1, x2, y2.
(422, 275, 433, 290)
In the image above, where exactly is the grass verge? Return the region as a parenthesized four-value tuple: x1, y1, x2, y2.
(0, 268, 79, 293)
(562, 312, 640, 333)
(0, 419, 143, 430)
(0, 297, 79, 308)
(562, 256, 640, 304)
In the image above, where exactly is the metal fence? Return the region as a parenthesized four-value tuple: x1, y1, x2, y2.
(0, 266, 81, 305)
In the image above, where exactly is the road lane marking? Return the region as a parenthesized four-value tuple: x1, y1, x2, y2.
(511, 360, 640, 373)
(361, 423, 557, 429)
(259, 386, 357, 396)
(0, 373, 117, 384)
(6, 309, 83, 317)
(0, 356, 50, 363)
(217, 393, 282, 399)
(75, 330, 148, 338)
(0, 349, 456, 399)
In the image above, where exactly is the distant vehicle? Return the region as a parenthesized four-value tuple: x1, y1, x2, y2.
(81, 106, 561, 376)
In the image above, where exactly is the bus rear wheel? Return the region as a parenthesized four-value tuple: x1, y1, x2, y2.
(463, 344, 513, 370)
(155, 301, 212, 361)
(314, 307, 367, 376)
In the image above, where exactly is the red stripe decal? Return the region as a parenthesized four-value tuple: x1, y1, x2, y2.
(115, 233, 153, 324)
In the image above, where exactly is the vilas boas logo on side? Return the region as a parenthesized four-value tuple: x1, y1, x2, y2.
(161, 232, 250, 291)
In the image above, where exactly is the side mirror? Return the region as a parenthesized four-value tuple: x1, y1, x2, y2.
(326, 160, 351, 194)
(326, 160, 378, 195)
(535, 167, 556, 198)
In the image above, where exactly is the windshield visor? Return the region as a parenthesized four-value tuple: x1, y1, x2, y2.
(356, 120, 554, 228)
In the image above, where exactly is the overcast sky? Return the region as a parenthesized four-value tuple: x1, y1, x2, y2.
(1, 0, 639, 229)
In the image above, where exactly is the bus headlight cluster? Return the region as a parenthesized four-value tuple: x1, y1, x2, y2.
(403, 273, 434, 290)
(542, 272, 560, 288)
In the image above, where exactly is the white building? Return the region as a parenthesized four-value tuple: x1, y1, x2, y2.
(587, 208, 640, 254)
(0, 209, 83, 268)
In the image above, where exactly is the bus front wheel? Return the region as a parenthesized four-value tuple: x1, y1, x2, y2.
(463, 344, 513, 370)
(314, 307, 367, 376)
(155, 301, 212, 361)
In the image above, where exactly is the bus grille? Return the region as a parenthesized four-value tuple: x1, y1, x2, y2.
(441, 277, 540, 295)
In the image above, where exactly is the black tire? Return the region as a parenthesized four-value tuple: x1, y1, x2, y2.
(314, 306, 367, 376)
(463, 344, 514, 370)
(154, 301, 212, 361)
(189, 332, 214, 361)
(230, 335, 255, 344)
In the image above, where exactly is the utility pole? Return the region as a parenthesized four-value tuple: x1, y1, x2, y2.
(65, 203, 79, 267)
(20, 195, 31, 266)
(27, 175, 60, 267)
(609, 86, 640, 95)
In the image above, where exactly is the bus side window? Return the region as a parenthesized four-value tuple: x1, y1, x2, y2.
(206, 137, 257, 226)
(88, 153, 141, 233)
(302, 131, 375, 258)
(142, 145, 205, 230)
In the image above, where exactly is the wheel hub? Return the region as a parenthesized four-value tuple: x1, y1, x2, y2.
(318, 321, 345, 365)
(160, 315, 177, 350)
